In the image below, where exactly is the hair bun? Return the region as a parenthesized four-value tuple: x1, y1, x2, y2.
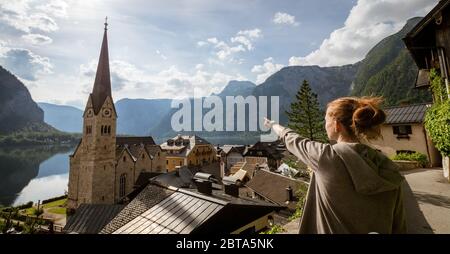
(353, 104, 386, 127)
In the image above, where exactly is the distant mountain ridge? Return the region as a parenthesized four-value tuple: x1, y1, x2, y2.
(212, 80, 256, 98)
(38, 103, 83, 133)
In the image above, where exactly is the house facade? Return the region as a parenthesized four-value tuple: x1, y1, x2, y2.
(160, 135, 217, 172)
(369, 103, 441, 167)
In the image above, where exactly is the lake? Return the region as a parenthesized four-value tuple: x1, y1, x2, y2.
(0, 145, 75, 207)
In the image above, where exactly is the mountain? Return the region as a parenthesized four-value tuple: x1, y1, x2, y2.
(38, 98, 172, 136)
(351, 17, 432, 105)
(38, 103, 83, 133)
(0, 65, 55, 134)
(253, 64, 359, 124)
(148, 65, 359, 142)
(212, 80, 256, 98)
(115, 98, 172, 136)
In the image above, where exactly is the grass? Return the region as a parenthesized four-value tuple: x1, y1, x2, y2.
(47, 207, 66, 215)
(19, 198, 67, 216)
(42, 198, 66, 209)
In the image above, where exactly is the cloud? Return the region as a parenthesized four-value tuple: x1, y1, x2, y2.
(199, 28, 262, 61)
(0, 47, 53, 81)
(156, 50, 167, 60)
(0, 1, 60, 33)
(197, 41, 207, 47)
(251, 57, 284, 84)
(272, 12, 299, 26)
(36, 0, 68, 18)
(80, 59, 246, 98)
(288, 0, 438, 67)
(81, 59, 146, 91)
(236, 28, 262, 39)
(22, 33, 53, 45)
(0, 0, 69, 35)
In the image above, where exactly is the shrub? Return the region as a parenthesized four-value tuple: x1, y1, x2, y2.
(15, 201, 33, 210)
(42, 195, 67, 204)
(261, 224, 286, 234)
(392, 152, 429, 167)
(425, 100, 450, 157)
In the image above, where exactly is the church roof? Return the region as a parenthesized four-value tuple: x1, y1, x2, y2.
(144, 144, 162, 157)
(116, 136, 156, 146)
(115, 136, 159, 162)
(91, 20, 112, 115)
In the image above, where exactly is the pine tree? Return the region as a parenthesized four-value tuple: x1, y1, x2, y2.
(286, 80, 327, 142)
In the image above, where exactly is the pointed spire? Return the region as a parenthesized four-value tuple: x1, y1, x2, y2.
(91, 17, 112, 114)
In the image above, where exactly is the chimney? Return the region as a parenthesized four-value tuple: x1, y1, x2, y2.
(286, 186, 294, 202)
(224, 183, 239, 197)
(195, 180, 212, 195)
(175, 166, 181, 177)
(222, 176, 239, 197)
(193, 172, 215, 195)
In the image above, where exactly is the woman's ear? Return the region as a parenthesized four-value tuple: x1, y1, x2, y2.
(334, 120, 340, 133)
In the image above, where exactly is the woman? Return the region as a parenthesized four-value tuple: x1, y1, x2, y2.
(264, 96, 406, 234)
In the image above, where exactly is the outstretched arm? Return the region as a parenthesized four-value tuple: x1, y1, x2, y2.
(264, 117, 327, 171)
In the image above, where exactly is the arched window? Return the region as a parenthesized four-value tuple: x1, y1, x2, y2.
(123, 156, 126, 162)
(101, 125, 104, 134)
(108, 125, 111, 134)
(119, 173, 127, 198)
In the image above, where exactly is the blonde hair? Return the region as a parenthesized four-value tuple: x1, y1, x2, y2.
(327, 96, 386, 140)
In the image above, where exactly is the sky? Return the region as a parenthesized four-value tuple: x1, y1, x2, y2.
(0, 0, 439, 109)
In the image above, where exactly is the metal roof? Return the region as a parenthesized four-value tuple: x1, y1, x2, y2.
(384, 103, 430, 124)
(63, 204, 124, 234)
(246, 169, 309, 211)
(100, 182, 284, 234)
(112, 192, 223, 234)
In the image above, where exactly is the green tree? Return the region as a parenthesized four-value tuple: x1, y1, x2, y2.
(286, 80, 327, 142)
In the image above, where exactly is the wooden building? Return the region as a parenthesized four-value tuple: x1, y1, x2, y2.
(403, 0, 450, 98)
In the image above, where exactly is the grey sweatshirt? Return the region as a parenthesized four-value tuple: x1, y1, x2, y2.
(279, 128, 407, 234)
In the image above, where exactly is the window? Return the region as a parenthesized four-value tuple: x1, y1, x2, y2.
(393, 125, 412, 139)
(179, 161, 182, 166)
(85, 125, 92, 134)
(142, 154, 145, 159)
(119, 174, 127, 198)
(166, 160, 168, 165)
(123, 156, 126, 162)
(101, 125, 111, 135)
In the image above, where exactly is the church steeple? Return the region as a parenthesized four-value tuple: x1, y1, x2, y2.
(91, 17, 112, 115)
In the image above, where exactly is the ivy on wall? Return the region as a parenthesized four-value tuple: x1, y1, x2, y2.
(424, 69, 450, 157)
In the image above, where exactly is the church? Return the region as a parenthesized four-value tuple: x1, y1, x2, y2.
(67, 20, 166, 212)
